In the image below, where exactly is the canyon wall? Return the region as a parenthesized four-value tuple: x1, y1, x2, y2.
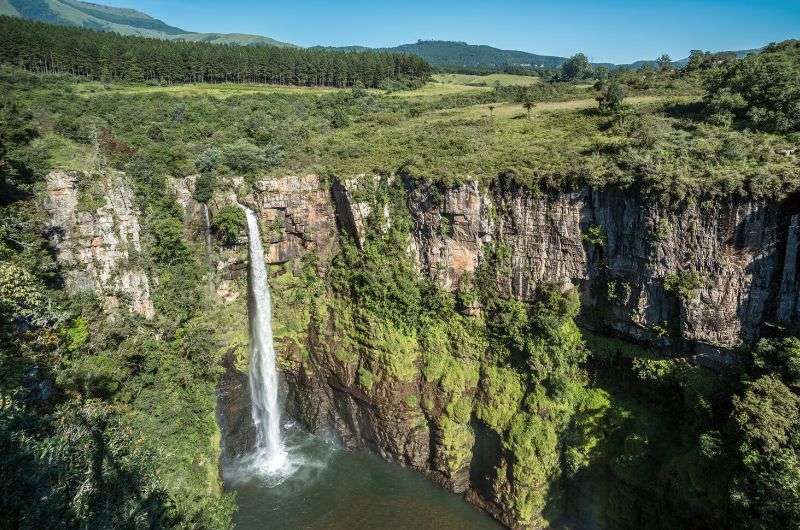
(44, 170, 154, 318)
(404, 180, 800, 356)
(45, 170, 800, 528)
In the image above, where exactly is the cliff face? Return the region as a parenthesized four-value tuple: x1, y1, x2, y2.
(45, 169, 800, 528)
(43, 170, 154, 318)
(405, 181, 799, 353)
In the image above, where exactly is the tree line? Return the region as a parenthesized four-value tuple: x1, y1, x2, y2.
(0, 16, 431, 87)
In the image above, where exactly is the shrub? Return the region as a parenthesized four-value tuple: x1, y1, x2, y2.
(193, 172, 217, 204)
(195, 146, 223, 174)
(221, 139, 282, 173)
(149, 216, 189, 265)
(582, 225, 607, 247)
(663, 270, 703, 300)
(705, 41, 800, 132)
(330, 108, 351, 128)
(211, 205, 245, 247)
(597, 79, 627, 114)
(475, 365, 525, 433)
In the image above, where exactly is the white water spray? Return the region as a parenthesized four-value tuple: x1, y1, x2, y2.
(239, 204, 289, 476)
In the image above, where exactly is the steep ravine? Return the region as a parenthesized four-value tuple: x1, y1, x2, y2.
(46, 170, 800, 529)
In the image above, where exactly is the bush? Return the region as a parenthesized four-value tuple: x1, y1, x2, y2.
(221, 139, 282, 173)
(705, 41, 800, 132)
(149, 216, 189, 265)
(195, 146, 223, 174)
(330, 107, 350, 128)
(663, 270, 703, 300)
(597, 79, 627, 113)
(211, 205, 245, 247)
(582, 225, 608, 247)
(193, 172, 217, 204)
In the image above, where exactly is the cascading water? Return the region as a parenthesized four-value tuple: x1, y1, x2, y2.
(239, 204, 289, 476)
(202, 204, 213, 253)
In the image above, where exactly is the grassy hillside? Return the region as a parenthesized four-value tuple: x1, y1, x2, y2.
(1, 0, 296, 46)
(433, 72, 541, 87)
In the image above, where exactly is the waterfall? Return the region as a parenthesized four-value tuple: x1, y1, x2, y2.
(239, 204, 288, 475)
(202, 204, 213, 252)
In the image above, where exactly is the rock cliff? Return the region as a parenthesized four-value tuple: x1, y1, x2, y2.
(404, 180, 800, 353)
(44, 169, 800, 529)
(43, 170, 154, 318)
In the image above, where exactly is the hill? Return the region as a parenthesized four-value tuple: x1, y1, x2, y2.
(317, 40, 574, 70)
(0, 0, 295, 47)
(319, 39, 765, 73)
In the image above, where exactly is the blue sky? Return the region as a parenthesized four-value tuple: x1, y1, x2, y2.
(102, 0, 799, 63)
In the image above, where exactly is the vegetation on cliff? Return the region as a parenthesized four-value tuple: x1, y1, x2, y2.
(0, 88, 234, 528)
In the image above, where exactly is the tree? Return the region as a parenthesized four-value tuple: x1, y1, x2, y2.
(121, 50, 142, 82)
(731, 375, 800, 528)
(686, 49, 707, 71)
(657, 54, 673, 72)
(597, 79, 626, 113)
(522, 97, 535, 118)
(561, 53, 591, 81)
(211, 205, 245, 247)
(0, 16, 431, 88)
(704, 41, 800, 132)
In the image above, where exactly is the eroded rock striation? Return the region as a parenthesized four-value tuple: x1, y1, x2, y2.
(44, 169, 154, 318)
(46, 169, 800, 528)
(404, 180, 798, 353)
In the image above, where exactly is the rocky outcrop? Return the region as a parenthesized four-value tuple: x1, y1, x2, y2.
(403, 179, 799, 351)
(247, 175, 339, 266)
(43, 170, 154, 318)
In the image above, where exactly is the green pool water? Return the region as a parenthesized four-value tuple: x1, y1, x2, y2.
(229, 429, 503, 530)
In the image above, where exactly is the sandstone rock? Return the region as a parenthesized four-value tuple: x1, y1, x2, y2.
(406, 180, 799, 350)
(44, 170, 154, 318)
(249, 175, 339, 266)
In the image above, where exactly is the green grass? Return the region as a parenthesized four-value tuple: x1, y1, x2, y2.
(433, 72, 542, 87)
(7, 66, 797, 203)
(74, 81, 343, 98)
(34, 133, 96, 171)
(388, 81, 491, 98)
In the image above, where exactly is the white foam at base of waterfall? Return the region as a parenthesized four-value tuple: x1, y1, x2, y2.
(234, 204, 292, 484)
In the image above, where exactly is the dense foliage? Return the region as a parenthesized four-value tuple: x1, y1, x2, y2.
(0, 16, 430, 87)
(705, 40, 800, 132)
(0, 92, 234, 527)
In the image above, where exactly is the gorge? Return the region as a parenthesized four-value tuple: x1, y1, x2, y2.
(38, 166, 800, 528)
(3, 32, 799, 529)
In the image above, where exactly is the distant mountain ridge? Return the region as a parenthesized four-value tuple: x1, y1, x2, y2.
(627, 48, 762, 69)
(315, 40, 579, 70)
(0, 0, 296, 47)
(316, 39, 760, 71)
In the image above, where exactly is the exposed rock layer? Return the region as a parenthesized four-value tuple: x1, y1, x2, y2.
(44, 170, 154, 318)
(45, 170, 800, 528)
(404, 181, 799, 352)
